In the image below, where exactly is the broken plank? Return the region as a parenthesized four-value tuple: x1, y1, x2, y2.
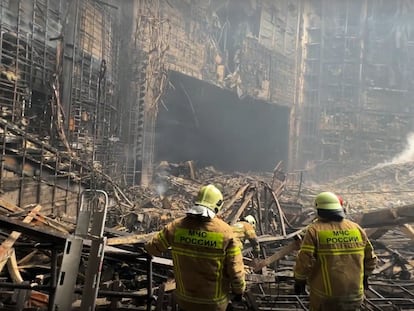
(0, 214, 66, 245)
(106, 232, 156, 246)
(30, 291, 49, 308)
(0, 198, 71, 233)
(6, 249, 23, 283)
(252, 240, 300, 272)
(222, 184, 250, 211)
(400, 224, 414, 240)
(17, 250, 38, 266)
(0, 205, 42, 271)
(31, 212, 70, 233)
(0, 197, 21, 213)
(229, 190, 255, 225)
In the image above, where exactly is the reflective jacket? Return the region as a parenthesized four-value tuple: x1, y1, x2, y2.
(145, 215, 246, 311)
(294, 218, 377, 309)
(231, 221, 260, 253)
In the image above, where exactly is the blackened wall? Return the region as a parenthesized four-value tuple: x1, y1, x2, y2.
(155, 71, 290, 172)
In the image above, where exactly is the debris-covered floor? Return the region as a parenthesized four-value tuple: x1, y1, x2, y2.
(0, 161, 413, 310)
(1, 0, 414, 310)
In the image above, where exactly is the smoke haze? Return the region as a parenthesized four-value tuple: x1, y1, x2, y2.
(390, 132, 414, 164)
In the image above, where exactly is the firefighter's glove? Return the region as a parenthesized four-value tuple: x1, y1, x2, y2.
(253, 248, 260, 259)
(363, 275, 369, 290)
(232, 293, 243, 302)
(294, 279, 307, 295)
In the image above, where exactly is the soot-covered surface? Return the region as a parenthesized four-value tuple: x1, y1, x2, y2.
(155, 71, 290, 172)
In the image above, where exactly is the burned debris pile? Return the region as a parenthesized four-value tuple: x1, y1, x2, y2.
(113, 161, 290, 234)
(329, 161, 414, 211)
(0, 161, 413, 310)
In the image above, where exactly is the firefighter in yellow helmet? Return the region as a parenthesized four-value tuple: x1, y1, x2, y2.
(294, 191, 377, 311)
(231, 215, 260, 258)
(145, 184, 245, 311)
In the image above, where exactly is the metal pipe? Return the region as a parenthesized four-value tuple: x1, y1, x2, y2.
(48, 246, 59, 311)
(146, 253, 153, 311)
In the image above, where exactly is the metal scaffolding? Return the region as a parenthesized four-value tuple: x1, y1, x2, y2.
(299, 0, 414, 182)
(0, 0, 123, 198)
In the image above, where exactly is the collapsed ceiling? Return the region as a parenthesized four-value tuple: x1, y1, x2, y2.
(0, 161, 414, 310)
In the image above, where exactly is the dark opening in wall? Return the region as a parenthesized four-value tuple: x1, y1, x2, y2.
(155, 71, 290, 172)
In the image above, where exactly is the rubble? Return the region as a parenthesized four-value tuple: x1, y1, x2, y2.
(0, 161, 413, 310)
(0, 0, 414, 310)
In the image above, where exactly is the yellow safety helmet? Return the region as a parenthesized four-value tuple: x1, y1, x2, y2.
(314, 192, 344, 211)
(244, 215, 256, 228)
(195, 184, 224, 213)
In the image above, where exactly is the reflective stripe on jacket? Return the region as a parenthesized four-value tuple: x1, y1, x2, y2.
(145, 215, 246, 311)
(231, 221, 260, 252)
(294, 218, 377, 304)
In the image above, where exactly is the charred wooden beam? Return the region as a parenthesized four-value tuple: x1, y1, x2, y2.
(222, 184, 250, 214)
(0, 214, 66, 245)
(252, 240, 300, 272)
(355, 204, 414, 229)
(228, 190, 255, 225)
(0, 205, 42, 271)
